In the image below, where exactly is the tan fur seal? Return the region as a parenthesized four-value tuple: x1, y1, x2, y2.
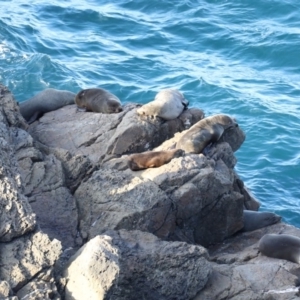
(242, 210, 281, 232)
(19, 88, 76, 124)
(75, 88, 122, 113)
(259, 234, 300, 264)
(128, 149, 185, 171)
(176, 114, 238, 154)
(137, 88, 189, 120)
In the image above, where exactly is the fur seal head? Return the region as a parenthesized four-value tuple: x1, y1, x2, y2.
(137, 88, 189, 120)
(75, 88, 122, 113)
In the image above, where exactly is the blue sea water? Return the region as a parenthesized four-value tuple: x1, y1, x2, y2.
(0, 1, 299, 226)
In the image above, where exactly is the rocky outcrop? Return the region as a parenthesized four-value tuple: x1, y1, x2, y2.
(28, 101, 251, 247)
(0, 102, 36, 242)
(0, 84, 62, 299)
(1, 83, 299, 300)
(28, 103, 205, 163)
(64, 230, 211, 300)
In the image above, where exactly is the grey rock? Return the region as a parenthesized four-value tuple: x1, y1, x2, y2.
(13, 129, 79, 248)
(64, 230, 211, 300)
(0, 99, 36, 243)
(0, 231, 61, 291)
(28, 103, 204, 163)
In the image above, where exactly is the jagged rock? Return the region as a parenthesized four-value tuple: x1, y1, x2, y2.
(11, 127, 79, 248)
(74, 119, 252, 247)
(0, 83, 28, 129)
(75, 168, 174, 241)
(0, 281, 10, 299)
(195, 223, 300, 300)
(0, 231, 61, 293)
(28, 103, 204, 163)
(16, 269, 61, 300)
(233, 175, 261, 210)
(34, 141, 95, 193)
(64, 230, 211, 300)
(75, 150, 245, 247)
(0, 95, 36, 243)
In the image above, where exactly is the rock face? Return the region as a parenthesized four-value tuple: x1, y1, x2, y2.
(0, 84, 62, 299)
(64, 230, 211, 300)
(0, 89, 36, 242)
(1, 83, 298, 300)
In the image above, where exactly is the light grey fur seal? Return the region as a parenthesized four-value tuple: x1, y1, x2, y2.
(176, 114, 238, 154)
(75, 88, 122, 113)
(136, 88, 189, 120)
(259, 234, 300, 264)
(19, 88, 76, 124)
(242, 210, 281, 232)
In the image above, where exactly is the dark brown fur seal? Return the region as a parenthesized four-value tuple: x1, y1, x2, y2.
(128, 149, 185, 171)
(176, 114, 238, 154)
(259, 234, 300, 264)
(75, 88, 122, 113)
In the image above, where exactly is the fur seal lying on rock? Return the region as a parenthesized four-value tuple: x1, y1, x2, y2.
(19, 88, 76, 124)
(176, 114, 238, 154)
(242, 210, 281, 232)
(137, 89, 189, 120)
(75, 88, 122, 113)
(259, 234, 300, 264)
(128, 149, 185, 171)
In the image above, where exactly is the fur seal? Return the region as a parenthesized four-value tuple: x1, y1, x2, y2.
(75, 88, 122, 113)
(242, 210, 281, 232)
(259, 234, 300, 264)
(176, 114, 238, 154)
(19, 88, 76, 124)
(136, 88, 189, 120)
(128, 149, 185, 171)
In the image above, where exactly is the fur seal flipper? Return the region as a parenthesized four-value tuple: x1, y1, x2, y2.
(176, 114, 238, 154)
(75, 88, 122, 113)
(137, 88, 188, 120)
(19, 88, 76, 124)
(128, 149, 185, 171)
(259, 234, 300, 264)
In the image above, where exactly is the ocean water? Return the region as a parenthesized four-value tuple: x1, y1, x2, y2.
(1, 1, 299, 226)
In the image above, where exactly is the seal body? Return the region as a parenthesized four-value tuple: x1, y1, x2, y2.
(19, 88, 76, 124)
(128, 149, 185, 171)
(242, 210, 281, 232)
(176, 114, 238, 154)
(259, 234, 300, 263)
(75, 88, 122, 113)
(136, 89, 189, 120)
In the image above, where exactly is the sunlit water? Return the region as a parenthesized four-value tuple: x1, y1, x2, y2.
(1, 0, 299, 226)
